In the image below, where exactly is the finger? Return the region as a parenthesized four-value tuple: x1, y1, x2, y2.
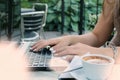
(52, 41, 68, 51)
(32, 38, 60, 51)
(54, 46, 66, 53)
(54, 46, 77, 57)
(49, 47, 56, 54)
(31, 40, 46, 49)
(31, 40, 47, 51)
(65, 55, 74, 62)
(31, 39, 55, 51)
(51, 46, 69, 56)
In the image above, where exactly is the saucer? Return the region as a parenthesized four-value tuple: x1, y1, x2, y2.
(68, 55, 109, 80)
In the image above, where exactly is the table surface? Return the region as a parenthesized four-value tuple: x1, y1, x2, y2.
(28, 57, 73, 80)
(14, 46, 120, 80)
(29, 64, 120, 80)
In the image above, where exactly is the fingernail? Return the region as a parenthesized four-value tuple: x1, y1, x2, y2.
(50, 47, 53, 51)
(46, 46, 51, 49)
(30, 47, 32, 50)
(50, 47, 56, 53)
(33, 49, 37, 51)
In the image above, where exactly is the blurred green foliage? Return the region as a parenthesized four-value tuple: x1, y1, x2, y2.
(0, 0, 103, 32)
(0, 0, 21, 30)
(84, 0, 103, 31)
(21, 0, 103, 32)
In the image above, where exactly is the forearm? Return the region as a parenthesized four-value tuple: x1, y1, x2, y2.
(67, 32, 100, 47)
(63, 12, 113, 47)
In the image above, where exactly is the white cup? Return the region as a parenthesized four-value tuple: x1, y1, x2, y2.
(81, 54, 115, 80)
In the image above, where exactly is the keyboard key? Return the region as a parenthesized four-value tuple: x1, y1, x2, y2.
(33, 62, 39, 66)
(39, 63, 44, 66)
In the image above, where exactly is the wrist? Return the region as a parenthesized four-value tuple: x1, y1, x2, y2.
(105, 42, 118, 59)
(109, 46, 118, 59)
(63, 35, 74, 45)
(92, 47, 114, 58)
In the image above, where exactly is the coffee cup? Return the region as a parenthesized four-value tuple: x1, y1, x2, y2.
(81, 54, 115, 80)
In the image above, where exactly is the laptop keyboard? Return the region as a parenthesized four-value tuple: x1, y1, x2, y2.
(20, 42, 53, 71)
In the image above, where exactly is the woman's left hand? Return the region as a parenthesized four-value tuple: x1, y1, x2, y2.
(53, 43, 97, 57)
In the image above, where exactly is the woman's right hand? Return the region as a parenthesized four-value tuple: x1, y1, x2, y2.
(31, 36, 72, 52)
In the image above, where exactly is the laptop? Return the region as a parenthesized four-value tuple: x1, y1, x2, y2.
(19, 42, 53, 71)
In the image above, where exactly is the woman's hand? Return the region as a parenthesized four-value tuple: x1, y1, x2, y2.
(54, 43, 97, 57)
(31, 36, 72, 51)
